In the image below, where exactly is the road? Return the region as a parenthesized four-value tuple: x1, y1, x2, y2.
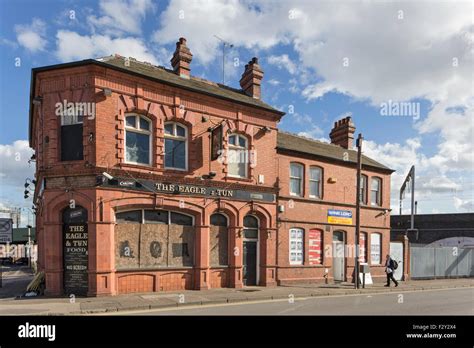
(113, 287, 474, 316)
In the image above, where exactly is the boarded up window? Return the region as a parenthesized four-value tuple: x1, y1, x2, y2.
(61, 124, 83, 161)
(168, 225, 194, 267)
(115, 224, 140, 269)
(210, 214, 228, 266)
(115, 210, 195, 269)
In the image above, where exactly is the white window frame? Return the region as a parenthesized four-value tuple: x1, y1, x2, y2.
(359, 174, 368, 205)
(164, 122, 188, 171)
(289, 163, 304, 197)
(124, 114, 152, 166)
(370, 233, 382, 265)
(289, 228, 304, 265)
(309, 166, 322, 199)
(371, 177, 382, 206)
(227, 134, 248, 178)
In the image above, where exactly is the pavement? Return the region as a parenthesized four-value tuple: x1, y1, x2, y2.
(124, 287, 474, 315)
(0, 266, 472, 315)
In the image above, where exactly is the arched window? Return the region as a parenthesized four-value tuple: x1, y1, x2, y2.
(290, 163, 304, 196)
(125, 114, 151, 165)
(309, 166, 323, 198)
(164, 122, 187, 170)
(289, 228, 304, 265)
(359, 174, 368, 204)
(210, 213, 229, 266)
(227, 134, 248, 178)
(371, 177, 382, 206)
(243, 215, 258, 239)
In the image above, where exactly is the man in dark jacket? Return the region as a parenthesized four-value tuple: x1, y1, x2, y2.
(384, 254, 399, 287)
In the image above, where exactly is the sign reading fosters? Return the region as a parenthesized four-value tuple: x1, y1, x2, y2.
(327, 209, 353, 225)
(63, 224, 88, 295)
(308, 229, 322, 265)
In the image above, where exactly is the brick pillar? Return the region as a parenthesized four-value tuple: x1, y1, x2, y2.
(260, 228, 277, 287)
(43, 223, 63, 296)
(194, 225, 210, 290)
(88, 222, 116, 296)
(229, 226, 243, 288)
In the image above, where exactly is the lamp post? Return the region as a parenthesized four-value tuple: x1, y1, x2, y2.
(355, 133, 363, 289)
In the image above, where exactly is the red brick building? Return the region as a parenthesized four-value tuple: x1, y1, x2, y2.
(29, 37, 403, 296)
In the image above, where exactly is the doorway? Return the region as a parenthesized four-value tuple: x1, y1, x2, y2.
(390, 242, 404, 281)
(242, 215, 259, 286)
(333, 231, 346, 282)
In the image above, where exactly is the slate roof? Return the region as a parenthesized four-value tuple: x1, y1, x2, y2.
(96, 55, 284, 115)
(277, 132, 394, 173)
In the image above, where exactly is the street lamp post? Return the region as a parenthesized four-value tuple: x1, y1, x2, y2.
(355, 133, 363, 289)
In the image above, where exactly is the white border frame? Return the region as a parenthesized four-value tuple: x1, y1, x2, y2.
(124, 114, 152, 166)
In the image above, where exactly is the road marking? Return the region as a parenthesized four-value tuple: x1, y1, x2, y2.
(97, 286, 474, 316)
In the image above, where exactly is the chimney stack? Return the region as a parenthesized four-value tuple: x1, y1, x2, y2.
(239, 57, 263, 99)
(171, 37, 193, 78)
(329, 116, 356, 149)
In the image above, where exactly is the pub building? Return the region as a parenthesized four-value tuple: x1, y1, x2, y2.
(29, 37, 406, 296)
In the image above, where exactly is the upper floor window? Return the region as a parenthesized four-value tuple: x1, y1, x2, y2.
(164, 122, 187, 170)
(227, 134, 248, 178)
(290, 163, 304, 196)
(309, 166, 322, 198)
(60, 111, 83, 161)
(371, 177, 382, 206)
(359, 174, 368, 204)
(125, 114, 151, 165)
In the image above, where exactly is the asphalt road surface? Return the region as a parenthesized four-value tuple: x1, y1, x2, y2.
(116, 287, 474, 316)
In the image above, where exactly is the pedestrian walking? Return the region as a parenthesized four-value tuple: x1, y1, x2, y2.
(384, 254, 399, 287)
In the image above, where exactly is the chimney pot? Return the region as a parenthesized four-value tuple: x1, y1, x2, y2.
(240, 56, 264, 99)
(171, 37, 193, 78)
(330, 116, 356, 149)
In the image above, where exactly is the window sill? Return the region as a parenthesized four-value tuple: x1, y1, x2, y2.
(225, 176, 252, 182)
(120, 162, 153, 170)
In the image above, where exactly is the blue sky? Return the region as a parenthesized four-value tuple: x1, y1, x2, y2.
(0, 0, 472, 225)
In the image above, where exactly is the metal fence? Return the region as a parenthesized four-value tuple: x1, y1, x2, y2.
(410, 247, 474, 279)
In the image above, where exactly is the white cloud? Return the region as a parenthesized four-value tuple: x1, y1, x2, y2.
(453, 197, 474, 212)
(14, 18, 47, 52)
(88, 0, 155, 36)
(267, 79, 281, 86)
(55, 30, 158, 64)
(267, 54, 297, 75)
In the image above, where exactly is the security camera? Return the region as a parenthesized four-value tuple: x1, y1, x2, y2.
(102, 172, 114, 180)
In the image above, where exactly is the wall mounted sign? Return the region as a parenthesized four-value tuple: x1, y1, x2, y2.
(63, 223, 88, 295)
(308, 229, 322, 265)
(0, 218, 13, 243)
(100, 177, 276, 203)
(211, 124, 223, 161)
(327, 209, 353, 225)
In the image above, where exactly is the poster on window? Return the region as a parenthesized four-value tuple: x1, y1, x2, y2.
(370, 233, 381, 264)
(308, 229, 322, 265)
(359, 233, 367, 263)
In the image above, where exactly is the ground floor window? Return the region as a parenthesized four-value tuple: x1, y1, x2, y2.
(289, 228, 304, 265)
(360, 232, 367, 263)
(210, 213, 229, 266)
(115, 209, 194, 269)
(370, 233, 381, 265)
